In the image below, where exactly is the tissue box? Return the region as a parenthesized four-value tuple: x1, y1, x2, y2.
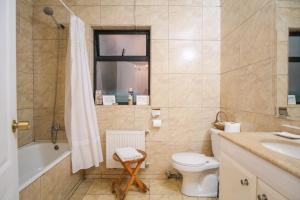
(224, 122, 241, 133)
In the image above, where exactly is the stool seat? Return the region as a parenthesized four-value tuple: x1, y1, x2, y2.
(113, 149, 147, 163)
(112, 149, 149, 200)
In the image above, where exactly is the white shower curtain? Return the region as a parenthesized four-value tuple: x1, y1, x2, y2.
(65, 15, 103, 173)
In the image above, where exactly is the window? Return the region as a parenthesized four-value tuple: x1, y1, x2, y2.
(94, 30, 150, 104)
(288, 31, 300, 104)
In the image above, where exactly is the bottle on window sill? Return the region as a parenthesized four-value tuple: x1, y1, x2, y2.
(95, 90, 102, 105)
(128, 88, 133, 105)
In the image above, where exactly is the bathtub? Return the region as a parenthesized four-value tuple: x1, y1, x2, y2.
(18, 142, 71, 191)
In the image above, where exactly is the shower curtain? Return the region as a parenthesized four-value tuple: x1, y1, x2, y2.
(65, 15, 103, 173)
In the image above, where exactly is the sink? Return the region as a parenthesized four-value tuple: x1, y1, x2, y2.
(261, 142, 300, 159)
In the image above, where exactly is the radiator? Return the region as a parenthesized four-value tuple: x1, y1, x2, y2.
(106, 130, 146, 169)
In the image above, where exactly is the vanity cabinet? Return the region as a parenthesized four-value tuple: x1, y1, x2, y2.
(220, 153, 288, 200)
(219, 138, 297, 200)
(257, 179, 288, 200)
(219, 153, 256, 200)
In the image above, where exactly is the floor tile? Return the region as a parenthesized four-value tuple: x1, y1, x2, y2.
(149, 179, 181, 195)
(83, 195, 115, 200)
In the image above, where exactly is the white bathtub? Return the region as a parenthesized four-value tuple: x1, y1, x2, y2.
(18, 142, 71, 191)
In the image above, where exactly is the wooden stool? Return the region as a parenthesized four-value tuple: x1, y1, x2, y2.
(112, 149, 149, 200)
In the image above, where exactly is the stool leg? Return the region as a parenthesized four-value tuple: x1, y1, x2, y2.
(123, 161, 148, 193)
(122, 163, 136, 194)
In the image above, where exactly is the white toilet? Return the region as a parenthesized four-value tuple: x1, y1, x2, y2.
(171, 128, 221, 197)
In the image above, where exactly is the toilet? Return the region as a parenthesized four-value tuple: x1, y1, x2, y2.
(171, 128, 221, 197)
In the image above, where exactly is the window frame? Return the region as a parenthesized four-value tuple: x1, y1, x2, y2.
(288, 31, 300, 62)
(93, 30, 151, 104)
(288, 31, 300, 104)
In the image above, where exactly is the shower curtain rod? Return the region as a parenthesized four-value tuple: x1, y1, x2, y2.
(58, 0, 75, 16)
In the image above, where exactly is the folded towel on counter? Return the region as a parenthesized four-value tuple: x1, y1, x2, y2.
(275, 132, 300, 139)
(115, 147, 143, 162)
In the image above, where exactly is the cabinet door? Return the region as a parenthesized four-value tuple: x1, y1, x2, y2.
(219, 153, 257, 200)
(257, 179, 288, 200)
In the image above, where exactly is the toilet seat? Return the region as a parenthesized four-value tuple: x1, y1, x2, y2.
(172, 152, 219, 173)
(172, 152, 208, 167)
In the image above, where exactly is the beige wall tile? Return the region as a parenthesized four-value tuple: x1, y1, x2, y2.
(169, 74, 202, 107)
(135, 6, 168, 39)
(221, 0, 240, 38)
(169, 40, 202, 74)
(169, 6, 202, 40)
(220, 29, 240, 73)
(101, 6, 134, 26)
(276, 41, 288, 75)
(202, 41, 220, 74)
(203, 0, 221, 7)
(239, 0, 270, 24)
(101, 0, 134, 5)
(17, 72, 34, 109)
(277, 74, 288, 107)
(151, 40, 169, 74)
(169, 0, 202, 6)
(201, 75, 220, 108)
(72, 5, 100, 25)
(33, 40, 58, 74)
(151, 74, 169, 107)
(135, 0, 168, 5)
(239, 2, 275, 67)
(34, 73, 56, 110)
(71, 0, 100, 5)
(203, 7, 220, 41)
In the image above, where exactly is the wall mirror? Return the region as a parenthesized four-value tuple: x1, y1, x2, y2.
(276, 0, 300, 120)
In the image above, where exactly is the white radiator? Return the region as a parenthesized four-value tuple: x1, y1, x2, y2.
(106, 130, 146, 169)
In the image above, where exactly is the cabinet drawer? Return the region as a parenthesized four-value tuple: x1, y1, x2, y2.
(257, 179, 288, 200)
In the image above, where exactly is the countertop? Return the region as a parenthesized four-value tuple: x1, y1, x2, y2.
(220, 132, 300, 179)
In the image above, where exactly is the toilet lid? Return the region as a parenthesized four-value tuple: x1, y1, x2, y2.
(172, 152, 208, 166)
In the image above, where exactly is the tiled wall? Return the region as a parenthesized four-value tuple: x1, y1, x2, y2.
(32, 0, 68, 141)
(220, 0, 300, 131)
(17, 0, 34, 147)
(66, 0, 221, 178)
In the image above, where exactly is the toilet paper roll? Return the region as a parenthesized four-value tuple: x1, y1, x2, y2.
(224, 122, 241, 133)
(152, 119, 162, 128)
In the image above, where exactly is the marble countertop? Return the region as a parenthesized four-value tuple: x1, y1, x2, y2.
(220, 132, 300, 179)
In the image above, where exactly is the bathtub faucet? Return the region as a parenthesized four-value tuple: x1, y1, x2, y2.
(50, 122, 63, 144)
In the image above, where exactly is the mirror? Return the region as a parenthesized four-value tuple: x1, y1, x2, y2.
(276, 0, 300, 119)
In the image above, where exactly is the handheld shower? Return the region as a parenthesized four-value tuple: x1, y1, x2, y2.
(43, 7, 65, 29)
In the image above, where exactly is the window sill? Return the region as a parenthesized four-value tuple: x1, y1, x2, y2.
(95, 104, 151, 108)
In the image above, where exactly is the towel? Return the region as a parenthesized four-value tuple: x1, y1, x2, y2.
(275, 132, 300, 139)
(115, 147, 143, 162)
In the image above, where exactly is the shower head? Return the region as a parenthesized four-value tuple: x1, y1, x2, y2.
(43, 7, 54, 16)
(43, 7, 65, 29)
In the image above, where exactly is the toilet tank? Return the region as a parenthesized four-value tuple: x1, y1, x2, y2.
(210, 128, 222, 160)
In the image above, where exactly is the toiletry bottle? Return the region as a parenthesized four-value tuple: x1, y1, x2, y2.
(128, 88, 133, 105)
(95, 90, 102, 105)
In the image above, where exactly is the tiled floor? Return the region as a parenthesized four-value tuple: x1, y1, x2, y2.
(70, 178, 217, 200)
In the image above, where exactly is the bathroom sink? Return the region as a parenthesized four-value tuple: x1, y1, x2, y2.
(261, 142, 300, 159)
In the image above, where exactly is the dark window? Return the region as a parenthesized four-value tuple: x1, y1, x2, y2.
(288, 31, 300, 104)
(94, 30, 150, 104)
